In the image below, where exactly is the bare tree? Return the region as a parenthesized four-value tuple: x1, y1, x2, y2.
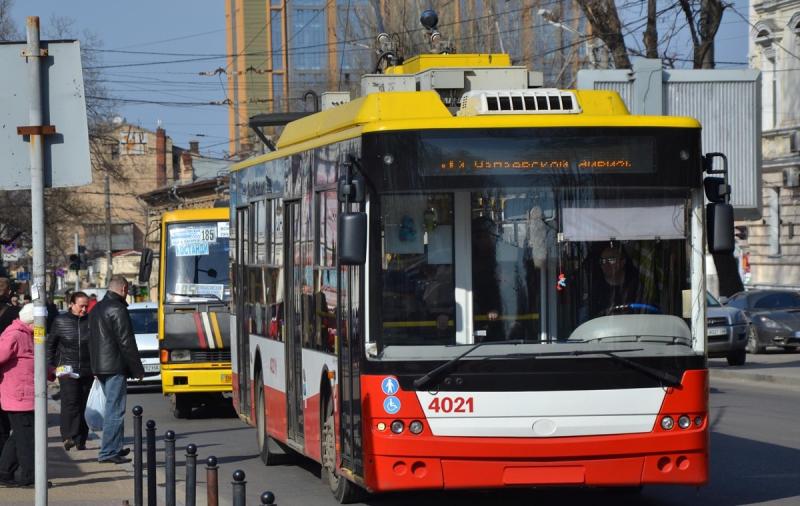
(644, 0, 659, 59)
(575, 0, 631, 69)
(679, 0, 726, 69)
(0, 0, 19, 41)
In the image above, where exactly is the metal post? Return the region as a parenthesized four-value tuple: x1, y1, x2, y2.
(206, 456, 219, 506)
(74, 232, 80, 292)
(146, 420, 157, 506)
(24, 16, 48, 506)
(260, 491, 276, 506)
(165, 430, 176, 506)
(104, 170, 112, 283)
(231, 470, 246, 506)
(185, 444, 197, 506)
(133, 406, 143, 506)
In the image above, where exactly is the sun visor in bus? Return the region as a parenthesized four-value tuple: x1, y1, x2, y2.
(561, 202, 685, 242)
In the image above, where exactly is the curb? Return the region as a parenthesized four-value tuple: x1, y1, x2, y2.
(709, 369, 800, 387)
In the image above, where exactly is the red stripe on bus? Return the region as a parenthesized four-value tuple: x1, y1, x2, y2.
(193, 312, 208, 348)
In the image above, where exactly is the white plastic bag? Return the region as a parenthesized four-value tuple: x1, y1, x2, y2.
(84, 378, 106, 431)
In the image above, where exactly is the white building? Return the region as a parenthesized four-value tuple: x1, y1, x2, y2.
(742, 1, 800, 288)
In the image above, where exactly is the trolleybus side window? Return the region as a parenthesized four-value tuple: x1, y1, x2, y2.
(265, 199, 283, 341)
(313, 189, 338, 353)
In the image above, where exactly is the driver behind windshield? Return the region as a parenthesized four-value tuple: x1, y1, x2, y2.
(586, 243, 654, 318)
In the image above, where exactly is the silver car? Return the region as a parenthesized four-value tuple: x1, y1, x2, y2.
(706, 292, 748, 366)
(127, 301, 161, 385)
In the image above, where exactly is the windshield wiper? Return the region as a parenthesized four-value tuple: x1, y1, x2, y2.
(555, 350, 681, 387)
(413, 340, 524, 390)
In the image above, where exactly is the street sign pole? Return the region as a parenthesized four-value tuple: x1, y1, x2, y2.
(23, 16, 49, 506)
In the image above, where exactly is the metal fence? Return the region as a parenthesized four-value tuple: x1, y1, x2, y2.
(131, 405, 276, 506)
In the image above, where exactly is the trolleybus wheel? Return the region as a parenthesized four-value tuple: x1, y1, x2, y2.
(256, 373, 282, 465)
(322, 400, 364, 504)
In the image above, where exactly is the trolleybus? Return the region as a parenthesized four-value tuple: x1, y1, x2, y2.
(159, 207, 232, 418)
(229, 52, 733, 502)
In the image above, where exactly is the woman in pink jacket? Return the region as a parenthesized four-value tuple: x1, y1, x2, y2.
(0, 303, 36, 487)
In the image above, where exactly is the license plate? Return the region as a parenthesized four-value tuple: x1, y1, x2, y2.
(708, 327, 727, 336)
(143, 364, 161, 373)
(221, 373, 232, 384)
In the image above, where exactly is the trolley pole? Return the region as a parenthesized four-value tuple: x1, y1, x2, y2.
(23, 16, 49, 506)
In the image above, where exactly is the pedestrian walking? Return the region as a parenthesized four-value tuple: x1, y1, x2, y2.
(0, 303, 37, 487)
(47, 291, 93, 451)
(0, 277, 20, 459)
(88, 276, 144, 464)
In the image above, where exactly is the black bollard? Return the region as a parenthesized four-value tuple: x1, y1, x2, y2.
(260, 491, 276, 505)
(185, 444, 197, 506)
(132, 406, 143, 506)
(206, 456, 219, 506)
(165, 430, 176, 506)
(146, 420, 157, 506)
(231, 470, 246, 506)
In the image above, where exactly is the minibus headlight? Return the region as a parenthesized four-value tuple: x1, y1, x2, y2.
(170, 350, 191, 362)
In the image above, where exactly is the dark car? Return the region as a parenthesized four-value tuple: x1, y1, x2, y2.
(724, 289, 800, 354)
(706, 292, 748, 366)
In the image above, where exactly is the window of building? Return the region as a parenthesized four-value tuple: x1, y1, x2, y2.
(291, 6, 325, 70)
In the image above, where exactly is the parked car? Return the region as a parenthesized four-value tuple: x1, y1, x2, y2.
(724, 289, 800, 354)
(706, 292, 748, 366)
(128, 301, 160, 385)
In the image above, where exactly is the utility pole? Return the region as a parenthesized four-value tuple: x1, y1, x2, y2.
(74, 232, 80, 292)
(22, 16, 49, 506)
(105, 169, 113, 284)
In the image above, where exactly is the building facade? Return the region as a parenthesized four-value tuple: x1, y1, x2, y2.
(743, 1, 800, 288)
(225, 0, 590, 158)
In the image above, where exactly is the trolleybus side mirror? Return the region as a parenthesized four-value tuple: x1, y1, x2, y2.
(707, 202, 735, 254)
(138, 248, 153, 284)
(703, 176, 729, 203)
(338, 212, 367, 265)
(338, 175, 365, 203)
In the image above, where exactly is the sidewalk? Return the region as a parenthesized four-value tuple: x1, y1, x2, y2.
(3, 385, 134, 506)
(709, 349, 800, 387)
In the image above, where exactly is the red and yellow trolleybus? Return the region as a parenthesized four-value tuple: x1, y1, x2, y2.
(229, 52, 732, 502)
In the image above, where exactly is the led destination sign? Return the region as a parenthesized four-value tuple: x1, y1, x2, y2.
(438, 158, 635, 173)
(419, 134, 654, 176)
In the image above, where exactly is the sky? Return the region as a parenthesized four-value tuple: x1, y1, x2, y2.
(10, 0, 751, 160)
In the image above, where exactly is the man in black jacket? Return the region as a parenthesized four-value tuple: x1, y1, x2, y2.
(88, 275, 144, 464)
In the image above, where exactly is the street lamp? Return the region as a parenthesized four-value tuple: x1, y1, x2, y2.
(537, 8, 602, 69)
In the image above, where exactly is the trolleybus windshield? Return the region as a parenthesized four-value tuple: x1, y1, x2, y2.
(366, 128, 701, 361)
(164, 220, 231, 303)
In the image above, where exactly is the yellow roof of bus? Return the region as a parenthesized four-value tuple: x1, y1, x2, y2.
(161, 207, 228, 224)
(231, 88, 700, 173)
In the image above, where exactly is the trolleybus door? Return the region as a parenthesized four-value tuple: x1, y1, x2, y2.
(337, 206, 364, 477)
(284, 200, 304, 443)
(235, 207, 250, 417)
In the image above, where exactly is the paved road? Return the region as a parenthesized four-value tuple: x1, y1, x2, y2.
(129, 372, 800, 506)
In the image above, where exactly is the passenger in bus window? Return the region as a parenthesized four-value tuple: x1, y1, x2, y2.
(471, 217, 528, 341)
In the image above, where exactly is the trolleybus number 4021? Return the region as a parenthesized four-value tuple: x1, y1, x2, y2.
(427, 396, 474, 413)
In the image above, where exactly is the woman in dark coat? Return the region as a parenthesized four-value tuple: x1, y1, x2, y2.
(47, 291, 93, 450)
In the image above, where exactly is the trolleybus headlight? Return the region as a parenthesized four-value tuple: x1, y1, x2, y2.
(377, 422, 386, 431)
(171, 350, 191, 362)
(678, 415, 691, 429)
(660, 416, 675, 430)
(694, 416, 704, 427)
(390, 420, 404, 434)
(409, 420, 424, 434)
